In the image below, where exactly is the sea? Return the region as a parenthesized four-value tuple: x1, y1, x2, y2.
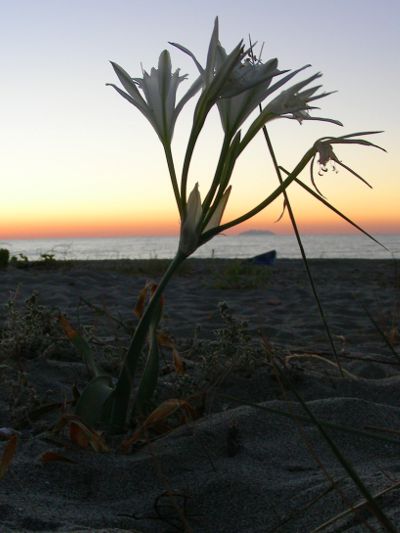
(0, 234, 399, 261)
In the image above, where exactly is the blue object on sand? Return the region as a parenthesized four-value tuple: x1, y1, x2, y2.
(247, 250, 277, 266)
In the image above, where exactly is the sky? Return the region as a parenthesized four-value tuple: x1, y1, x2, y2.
(0, 0, 399, 239)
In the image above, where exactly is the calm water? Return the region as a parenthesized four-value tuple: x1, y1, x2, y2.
(0, 234, 399, 261)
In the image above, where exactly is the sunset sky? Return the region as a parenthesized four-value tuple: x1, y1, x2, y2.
(0, 0, 399, 240)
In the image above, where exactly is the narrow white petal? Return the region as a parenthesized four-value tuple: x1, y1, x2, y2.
(186, 183, 202, 226)
(204, 186, 232, 232)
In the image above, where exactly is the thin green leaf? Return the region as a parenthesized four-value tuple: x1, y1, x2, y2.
(279, 167, 389, 253)
(329, 130, 384, 140)
(336, 161, 373, 188)
(261, 125, 343, 375)
(104, 253, 185, 430)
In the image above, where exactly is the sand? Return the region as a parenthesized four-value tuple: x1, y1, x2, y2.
(0, 257, 400, 532)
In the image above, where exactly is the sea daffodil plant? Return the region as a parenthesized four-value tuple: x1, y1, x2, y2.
(73, 18, 384, 431)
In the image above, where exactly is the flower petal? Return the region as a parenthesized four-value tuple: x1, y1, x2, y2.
(179, 183, 203, 256)
(109, 62, 148, 113)
(204, 186, 232, 232)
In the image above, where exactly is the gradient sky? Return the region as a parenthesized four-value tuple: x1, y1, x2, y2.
(0, 0, 399, 239)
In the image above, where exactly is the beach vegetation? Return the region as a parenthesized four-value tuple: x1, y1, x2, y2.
(197, 301, 265, 380)
(210, 259, 272, 289)
(39, 252, 56, 264)
(1, 268, 399, 529)
(0, 248, 10, 267)
(9, 253, 29, 268)
(0, 291, 59, 361)
(63, 18, 386, 440)
(0, 15, 397, 531)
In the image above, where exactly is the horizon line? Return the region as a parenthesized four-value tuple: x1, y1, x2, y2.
(1, 230, 400, 242)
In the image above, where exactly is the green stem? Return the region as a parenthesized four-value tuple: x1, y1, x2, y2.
(109, 251, 186, 428)
(163, 143, 182, 219)
(201, 134, 232, 216)
(261, 124, 343, 376)
(180, 97, 211, 211)
(199, 145, 316, 244)
(201, 134, 240, 231)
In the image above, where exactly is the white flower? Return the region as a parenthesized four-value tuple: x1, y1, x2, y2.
(264, 73, 327, 116)
(108, 50, 201, 144)
(215, 46, 280, 134)
(171, 18, 342, 137)
(179, 183, 231, 256)
(170, 18, 280, 112)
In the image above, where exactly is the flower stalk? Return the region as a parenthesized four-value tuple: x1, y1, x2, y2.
(69, 18, 385, 431)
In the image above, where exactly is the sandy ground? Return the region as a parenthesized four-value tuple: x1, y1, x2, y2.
(1, 257, 400, 532)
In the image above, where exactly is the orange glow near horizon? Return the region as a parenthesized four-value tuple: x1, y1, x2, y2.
(1, 211, 399, 240)
(0, 211, 180, 240)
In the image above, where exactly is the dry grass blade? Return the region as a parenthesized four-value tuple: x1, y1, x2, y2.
(0, 434, 17, 479)
(156, 331, 185, 374)
(354, 295, 400, 363)
(172, 348, 186, 375)
(40, 451, 77, 464)
(52, 414, 109, 452)
(70, 421, 109, 452)
(276, 370, 398, 531)
(311, 479, 400, 532)
(218, 393, 400, 446)
(285, 353, 359, 380)
(79, 296, 130, 333)
(364, 425, 400, 437)
(121, 399, 195, 451)
(134, 283, 150, 318)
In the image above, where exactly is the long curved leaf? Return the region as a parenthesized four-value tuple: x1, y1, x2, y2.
(75, 375, 114, 427)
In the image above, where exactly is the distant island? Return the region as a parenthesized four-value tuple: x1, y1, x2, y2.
(239, 230, 275, 236)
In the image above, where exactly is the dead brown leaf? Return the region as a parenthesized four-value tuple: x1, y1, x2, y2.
(0, 434, 17, 479)
(40, 451, 77, 464)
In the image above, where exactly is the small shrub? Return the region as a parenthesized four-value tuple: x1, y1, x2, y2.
(196, 302, 265, 380)
(9, 253, 29, 268)
(0, 248, 10, 267)
(0, 291, 61, 360)
(40, 253, 56, 263)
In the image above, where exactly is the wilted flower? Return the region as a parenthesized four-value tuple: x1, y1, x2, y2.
(317, 141, 338, 168)
(310, 134, 385, 196)
(107, 50, 201, 144)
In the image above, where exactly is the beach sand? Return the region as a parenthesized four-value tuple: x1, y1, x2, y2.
(1, 258, 400, 532)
